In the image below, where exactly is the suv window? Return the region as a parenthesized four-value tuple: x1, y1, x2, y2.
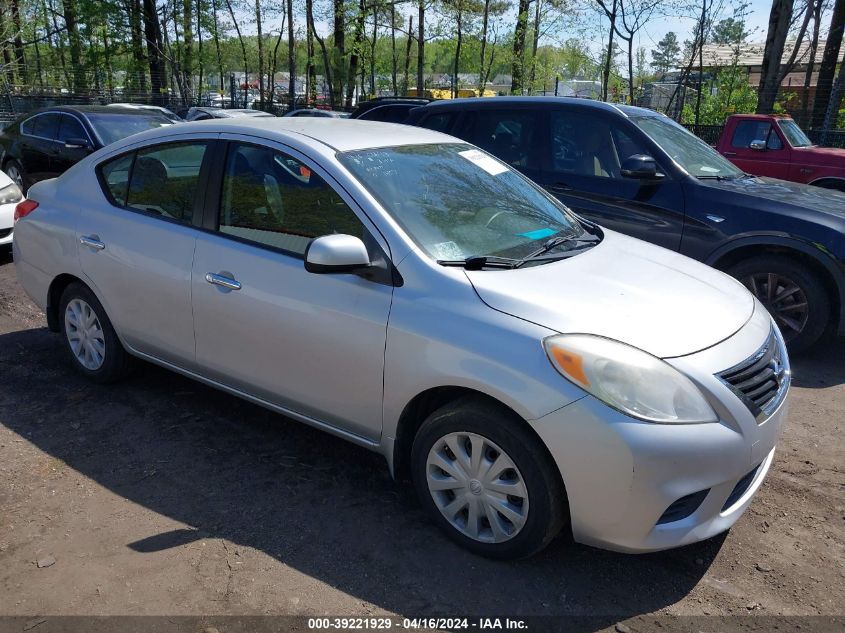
(359, 104, 412, 123)
(29, 113, 61, 140)
(466, 110, 536, 168)
(418, 112, 456, 133)
(219, 142, 364, 256)
(731, 120, 782, 149)
(58, 115, 87, 143)
(124, 142, 208, 222)
(550, 110, 651, 178)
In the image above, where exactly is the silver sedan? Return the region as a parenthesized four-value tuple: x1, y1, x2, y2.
(13, 118, 789, 559)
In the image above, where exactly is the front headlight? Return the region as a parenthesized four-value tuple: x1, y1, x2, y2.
(0, 182, 22, 205)
(543, 334, 718, 423)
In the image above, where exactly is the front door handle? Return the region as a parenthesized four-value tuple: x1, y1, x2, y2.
(205, 272, 241, 291)
(546, 182, 573, 193)
(722, 151, 737, 157)
(79, 235, 105, 250)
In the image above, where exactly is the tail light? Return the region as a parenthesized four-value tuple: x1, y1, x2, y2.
(14, 199, 38, 222)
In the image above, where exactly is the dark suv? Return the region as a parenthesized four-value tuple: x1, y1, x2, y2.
(405, 97, 845, 352)
(349, 97, 432, 123)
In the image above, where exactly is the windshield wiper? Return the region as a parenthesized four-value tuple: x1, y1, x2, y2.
(519, 233, 602, 263)
(697, 174, 739, 181)
(437, 255, 521, 270)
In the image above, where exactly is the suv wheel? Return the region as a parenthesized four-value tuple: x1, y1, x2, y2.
(728, 255, 829, 353)
(411, 397, 568, 559)
(59, 282, 134, 382)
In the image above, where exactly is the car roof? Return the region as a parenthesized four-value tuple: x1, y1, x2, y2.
(412, 96, 661, 118)
(37, 105, 172, 116)
(115, 117, 458, 152)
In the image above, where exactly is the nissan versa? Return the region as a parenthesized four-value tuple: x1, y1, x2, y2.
(13, 119, 790, 559)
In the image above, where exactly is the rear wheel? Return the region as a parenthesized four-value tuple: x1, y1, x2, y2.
(411, 397, 568, 559)
(59, 283, 134, 383)
(4, 159, 26, 193)
(728, 255, 829, 353)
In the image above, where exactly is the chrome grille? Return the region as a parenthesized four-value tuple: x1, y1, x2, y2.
(717, 328, 789, 421)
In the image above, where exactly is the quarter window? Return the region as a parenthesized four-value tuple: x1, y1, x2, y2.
(28, 113, 61, 140)
(100, 154, 134, 206)
(218, 143, 364, 256)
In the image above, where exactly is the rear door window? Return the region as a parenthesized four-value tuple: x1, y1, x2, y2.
(418, 112, 457, 134)
(99, 153, 134, 206)
(465, 110, 537, 168)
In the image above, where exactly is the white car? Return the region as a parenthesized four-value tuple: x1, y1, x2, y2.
(0, 169, 23, 247)
(13, 119, 789, 558)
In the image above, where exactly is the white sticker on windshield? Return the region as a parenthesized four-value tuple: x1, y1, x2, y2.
(431, 241, 464, 260)
(458, 149, 509, 176)
(700, 165, 719, 173)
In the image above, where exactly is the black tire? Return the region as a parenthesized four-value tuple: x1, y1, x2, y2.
(59, 282, 134, 383)
(411, 397, 568, 560)
(728, 255, 829, 354)
(4, 159, 28, 194)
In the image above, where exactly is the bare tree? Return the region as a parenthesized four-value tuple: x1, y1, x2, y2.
(810, 0, 845, 128)
(511, 0, 531, 94)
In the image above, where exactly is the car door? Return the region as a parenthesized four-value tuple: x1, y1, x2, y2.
(54, 114, 94, 175)
(20, 113, 61, 183)
(536, 108, 686, 251)
(721, 119, 791, 179)
(78, 137, 213, 368)
(191, 137, 394, 441)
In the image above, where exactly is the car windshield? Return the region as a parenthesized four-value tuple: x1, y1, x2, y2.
(778, 119, 813, 147)
(87, 113, 173, 145)
(338, 143, 587, 262)
(632, 115, 744, 179)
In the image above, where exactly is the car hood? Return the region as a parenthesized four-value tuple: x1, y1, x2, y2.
(699, 174, 845, 219)
(465, 231, 755, 358)
(793, 145, 845, 166)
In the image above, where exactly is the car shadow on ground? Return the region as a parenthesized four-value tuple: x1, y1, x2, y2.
(790, 335, 845, 389)
(0, 327, 723, 621)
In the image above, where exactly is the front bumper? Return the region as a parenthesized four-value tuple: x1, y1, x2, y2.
(0, 201, 14, 245)
(530, 305, 788, 553)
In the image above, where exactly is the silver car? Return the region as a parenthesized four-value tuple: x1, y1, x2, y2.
(13, 119, 790, 559)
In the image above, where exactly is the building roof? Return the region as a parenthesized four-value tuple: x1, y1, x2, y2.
(698, 39, 845, 68)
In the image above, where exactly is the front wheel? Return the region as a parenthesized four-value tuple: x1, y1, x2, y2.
(728, 255, 830, 353)
(411, 398, 568, 559)
(59, 282, 134, 383)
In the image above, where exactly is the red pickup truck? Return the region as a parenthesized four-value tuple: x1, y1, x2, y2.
(715, 114, 845, 191)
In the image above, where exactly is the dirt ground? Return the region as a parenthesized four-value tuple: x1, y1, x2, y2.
(1, 247, 844, 626)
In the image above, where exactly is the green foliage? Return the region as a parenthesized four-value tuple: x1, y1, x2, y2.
(651, 32, 680, 75)
(681, 64, 757, 124)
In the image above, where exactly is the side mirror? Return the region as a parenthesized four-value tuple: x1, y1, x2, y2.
(304, 234, 371, 274)
(749, 139, 767, 151)
(620, 154, 662, 180)
(65, 137, 92, 150)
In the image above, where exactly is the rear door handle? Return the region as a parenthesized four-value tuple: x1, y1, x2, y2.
(205, 272, 241, 291)
(79, 235, 105, 250)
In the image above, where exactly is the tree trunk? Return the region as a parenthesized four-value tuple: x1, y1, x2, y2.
(694, 0, 706, 123)
(129, 0, 147, 93)
(479, 0, 491, 93)
(313, 9, 333, 102)
(511, 0, 530, 94)
(46, 0, 71, 88)
(64, 0, 85, 92)
(756, 0, 794, 113)
(391, 2, 398, 95)
(370, 6, 377, 96)
(306, 0, 317, 103)
(528, 0, 542, 94)
(197, 0, 204, 99)
(287, 0, 296, 106)
(453, 8, 463, 99)
(346, 0, 366, 107)
(224, 0, 248, 106)
(256, 0, 265, 107)
(183, 0, 195, 100)
(332, 0, 346, 108)
(800, 0, 823, 126)
(11, 0, 27, 85)
(403, 16, 414, 94)
(602, 0, 618, 101)
(142, 0, 166, 104)
(417, 0, 425, 92)
(810, 0, 845, 128)
(212, 0, 224, 98)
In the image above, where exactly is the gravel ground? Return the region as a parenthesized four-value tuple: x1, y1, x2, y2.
(1, 248, 844, 626)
